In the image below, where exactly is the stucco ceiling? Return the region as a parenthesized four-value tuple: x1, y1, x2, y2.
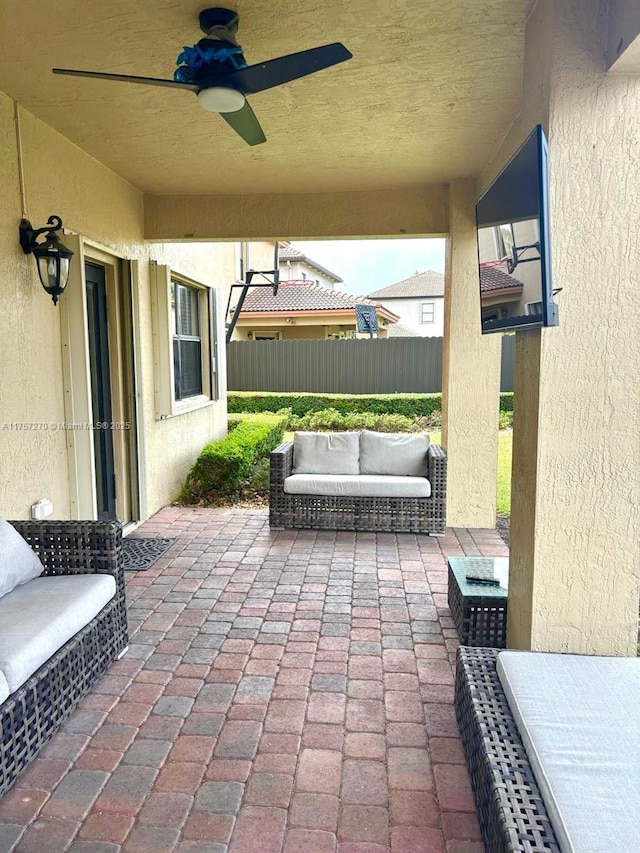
(0, 1, 532, 195)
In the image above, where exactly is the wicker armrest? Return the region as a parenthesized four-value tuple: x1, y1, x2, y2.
(9, 519, 123, 581)
(427, 444, 447, 499)
(270, 441, 294, 486)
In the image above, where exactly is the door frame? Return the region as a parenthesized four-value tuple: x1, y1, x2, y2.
(85, 260, 117, 520)
(59, 236, 140, 522)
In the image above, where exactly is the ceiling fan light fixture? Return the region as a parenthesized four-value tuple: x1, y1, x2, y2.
(197, 87, 245, 113)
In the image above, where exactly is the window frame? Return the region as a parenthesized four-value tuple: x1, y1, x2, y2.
(420, 302, 435, 324)
(151, 264, 219, 419)
(172, 279, 203, 401)
(251, 330, 282, 340)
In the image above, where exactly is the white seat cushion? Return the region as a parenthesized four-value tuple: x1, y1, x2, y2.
(0, 670, 9, 704)
(360, 431, 430, 476)
(0, 518, 44, 599)
(497, 651, 640, 853)
(293, 432, 360, 475)
(284, 474, 431, 498)
(0, 574, 116, 694)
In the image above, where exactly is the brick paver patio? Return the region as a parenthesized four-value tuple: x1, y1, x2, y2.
(0, 508, 508, 852)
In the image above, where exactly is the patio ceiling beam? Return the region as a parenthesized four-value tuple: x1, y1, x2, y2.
(143, 185, 448, 242)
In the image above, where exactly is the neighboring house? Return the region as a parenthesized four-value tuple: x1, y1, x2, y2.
(479, 265, 525, 323)
(230, 279, 399, 340)
(278, 242, 343, 290)
(367, 270, 445, 337)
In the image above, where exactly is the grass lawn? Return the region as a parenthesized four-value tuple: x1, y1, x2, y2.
(496, 431, 512, 516)
(284, 429, 513, 517)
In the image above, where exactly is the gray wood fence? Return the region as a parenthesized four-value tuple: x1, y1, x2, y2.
(227, 336, 514, 394)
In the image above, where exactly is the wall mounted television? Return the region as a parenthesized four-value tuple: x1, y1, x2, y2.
(476, 124, 559, 334)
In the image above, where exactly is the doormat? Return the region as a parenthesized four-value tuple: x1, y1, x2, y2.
(122, 537, 176, 571)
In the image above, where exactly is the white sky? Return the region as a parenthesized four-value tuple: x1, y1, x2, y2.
(290, 238, 446, 296)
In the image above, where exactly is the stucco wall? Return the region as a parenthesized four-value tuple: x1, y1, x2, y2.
(0, 95, 240, 520)
(441, 180, 501, 528)
(144, 186, 449, 241)
(484, 0, 640, 654)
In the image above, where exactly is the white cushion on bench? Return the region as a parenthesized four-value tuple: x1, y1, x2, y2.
(284, 474, 431, 498)
(0, 574, 116, 694)
(0, 518, 44, 600)
(497, 650, 640, 853)
(360, 430, 430, 477)
(293, 432, 360, 475)
(0, 671, 9, 704)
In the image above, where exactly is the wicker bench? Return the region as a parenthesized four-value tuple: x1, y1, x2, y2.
(0, 520, 128, 797)
(270, 439, 447, 534)
(454, 646, 560, 852)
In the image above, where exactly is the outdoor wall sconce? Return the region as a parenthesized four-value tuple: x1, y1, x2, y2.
(19, 215, 74, 305)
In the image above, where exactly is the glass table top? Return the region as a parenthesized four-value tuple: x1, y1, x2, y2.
(448, 556, 509, 597)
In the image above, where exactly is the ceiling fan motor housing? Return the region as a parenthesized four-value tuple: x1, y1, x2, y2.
(199, 8, 239, 36)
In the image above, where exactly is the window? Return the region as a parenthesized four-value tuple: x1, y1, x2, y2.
(151, 264, 219, 418)
(251, 330, 282, 340)
(171, 281, 202, 400)
(421, 302, 435, 323)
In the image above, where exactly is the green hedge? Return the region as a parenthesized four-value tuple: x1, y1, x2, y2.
(290, 409, 416, 433)
(228, 392, 442, 418)
(228, 391, 514, 416)
(500, 392, 513, 412)
(180, 413, 287, 503)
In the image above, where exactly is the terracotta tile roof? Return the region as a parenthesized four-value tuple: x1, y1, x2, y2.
(367, 270, 445, 299)
(479, 265, 524, 293)
(239, 280, 388, 314)
(278, 243, 343, 283)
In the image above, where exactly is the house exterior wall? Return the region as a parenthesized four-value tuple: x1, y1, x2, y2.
(278, 259, 338, 290)
(233, 314, 390, 340)
(375, 295, 445, 336)
(483, 0, 640, 655)
(0, 94, 251, 520)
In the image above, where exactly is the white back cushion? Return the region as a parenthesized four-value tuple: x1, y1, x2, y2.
(293, 431, 360, 475)
(0, 518, 45, 600)
(0, 670, 9, 704)
(360, 431, 430, 476)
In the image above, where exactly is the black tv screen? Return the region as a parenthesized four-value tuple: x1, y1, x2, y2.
(476, 125, 559, 334)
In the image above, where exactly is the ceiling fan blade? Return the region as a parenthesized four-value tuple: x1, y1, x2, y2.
(52, 68, 199, 92)
(221, 43, 352, 95)
(220, 101, 266, 146)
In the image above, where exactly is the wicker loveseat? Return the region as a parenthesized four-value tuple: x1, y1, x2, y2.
(270, 430, 447, 534)
(0, 520, 128, 797)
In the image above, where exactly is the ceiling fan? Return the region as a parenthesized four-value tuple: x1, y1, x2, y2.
(52, 7, 352, 146)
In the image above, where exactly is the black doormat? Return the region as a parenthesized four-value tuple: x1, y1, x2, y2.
(122, 537, 176, 571)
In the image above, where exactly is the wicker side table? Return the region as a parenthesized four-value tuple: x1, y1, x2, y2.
(447, 557, 509, 648)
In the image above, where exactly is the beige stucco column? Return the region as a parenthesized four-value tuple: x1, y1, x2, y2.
(506, 0, 640, 654)
(441, 179, 501, 528)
